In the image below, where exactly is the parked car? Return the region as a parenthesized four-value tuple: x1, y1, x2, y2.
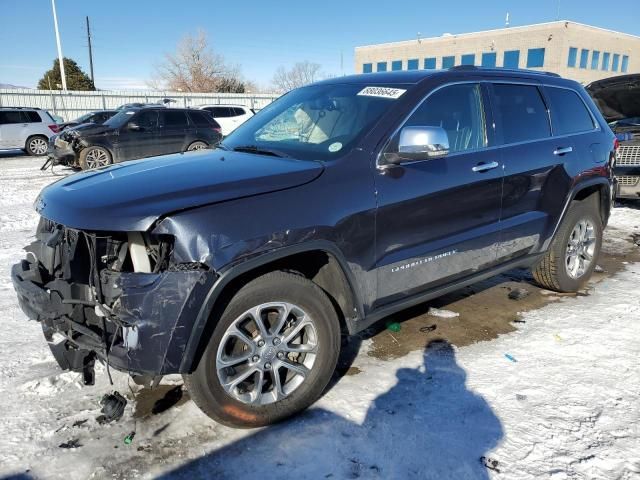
(0, 107, 59, 155)
(49, 106, 222, 169)
(58, 110, 118, 131)
(197, 104, 254, 136)
(12, 67, 615, 428)
(587, 74, 640, 199)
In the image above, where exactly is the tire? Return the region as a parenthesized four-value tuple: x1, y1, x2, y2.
(187, 141, 208, 151)
(79, 146, 112, 170)
(25, 135, 49, 156)
(184, 271, 341, 428)
(532, 196, 603, 292)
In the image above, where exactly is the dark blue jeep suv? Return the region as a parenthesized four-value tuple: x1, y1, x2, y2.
(12, 67, 616, 427)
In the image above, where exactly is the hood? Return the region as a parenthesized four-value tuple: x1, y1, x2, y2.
(61, 123, 113, 138)
(35, 149, 324, 231)
(586, 74, 640, 123)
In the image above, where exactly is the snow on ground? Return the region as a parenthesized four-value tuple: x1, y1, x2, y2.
(0, 155, 639, 479)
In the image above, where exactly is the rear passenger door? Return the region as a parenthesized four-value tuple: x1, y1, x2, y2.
(490, 82, 565, 260)
(374, 83, 503, 304)
(158, 110, 190, 154)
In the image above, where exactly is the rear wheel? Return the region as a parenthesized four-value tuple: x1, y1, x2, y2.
(79, 146, 112, 170)
(25, 135, 48, 156)
(532, 197, 603, 292)
(187, 141, 208, 151)
(184, 271, 341, 428)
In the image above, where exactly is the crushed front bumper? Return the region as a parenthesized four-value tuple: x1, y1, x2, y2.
(11, 225, 216, 377)
(47, 135, 77, 166)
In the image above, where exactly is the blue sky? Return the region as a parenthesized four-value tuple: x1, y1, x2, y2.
(1, 0, 639, 90)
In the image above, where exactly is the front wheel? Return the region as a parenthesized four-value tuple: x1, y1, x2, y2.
(184, 271, 341, 428)
(79, 146, 112, 170)
(532, 197, 603, 292)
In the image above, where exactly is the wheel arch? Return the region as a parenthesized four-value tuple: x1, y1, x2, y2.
(179, 241, 363, 373)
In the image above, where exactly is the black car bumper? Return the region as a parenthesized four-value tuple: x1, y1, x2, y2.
(12, 230, 216, 376)
(47, 136, 77, 166)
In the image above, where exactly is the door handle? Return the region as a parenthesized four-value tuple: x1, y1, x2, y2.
(472, 161, 500, 172)
(554, 146, 573, 156)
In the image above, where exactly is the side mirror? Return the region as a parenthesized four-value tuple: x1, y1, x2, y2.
(390, 126, 450, 163)
(128, 122, 142, 131)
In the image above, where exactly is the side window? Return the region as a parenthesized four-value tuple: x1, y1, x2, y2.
(233, 107, 247, 116)
(189, 110, 213, 127)
(492, 84, 550, 144)
(0, 111, 24, 124)
(403, 83, 487, 153)
(24, 111, 42, 123)
(545, 87, 595, 135)
(133, 110, 159, 128)
(207, 107, 231, 118)
(162, 110, 188, 127)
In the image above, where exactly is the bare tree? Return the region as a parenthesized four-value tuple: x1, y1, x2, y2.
(153, 30, 244, 92)
(271, 61, 323, 92)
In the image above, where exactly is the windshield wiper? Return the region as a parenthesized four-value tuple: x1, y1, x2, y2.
(232, 145, 289, 158)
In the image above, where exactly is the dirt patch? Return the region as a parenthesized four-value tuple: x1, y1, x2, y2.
(366, 233, 640, 361)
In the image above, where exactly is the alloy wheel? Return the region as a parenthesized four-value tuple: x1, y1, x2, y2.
(85, 148, 110, 169)
(188, 141, 207, 151)
(565, 218, 596, 279)
(216, 302, 318, 405)
(29, 138, 48, 155)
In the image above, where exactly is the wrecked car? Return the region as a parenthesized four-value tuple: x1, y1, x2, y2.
(13, 67, 615, 428)
(49, 106, 222, 170)
(587, 74, 640, 199)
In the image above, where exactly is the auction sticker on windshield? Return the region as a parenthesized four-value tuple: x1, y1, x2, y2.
(357, 86, 406, 99)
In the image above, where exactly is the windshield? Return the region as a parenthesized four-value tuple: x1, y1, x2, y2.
(220, 83, 408, 161)
(103, 110, 137, 128)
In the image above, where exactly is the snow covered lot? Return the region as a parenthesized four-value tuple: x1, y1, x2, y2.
(0, 154, 639, 480)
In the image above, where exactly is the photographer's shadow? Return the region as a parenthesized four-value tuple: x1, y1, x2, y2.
(163, 340, 502, 479)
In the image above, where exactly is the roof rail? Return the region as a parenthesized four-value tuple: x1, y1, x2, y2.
(449, 65, 561, 77)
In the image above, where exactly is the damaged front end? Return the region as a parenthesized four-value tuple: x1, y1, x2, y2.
(48, 130, 86, 167)
(11, 217, 217, 383)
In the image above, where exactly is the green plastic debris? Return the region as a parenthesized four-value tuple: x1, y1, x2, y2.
(386, 322, 401, 333)
(124, 432, 135, 445)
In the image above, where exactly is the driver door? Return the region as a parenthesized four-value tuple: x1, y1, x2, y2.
(374, 83, 503, 305)
(118, 110, 160, 160)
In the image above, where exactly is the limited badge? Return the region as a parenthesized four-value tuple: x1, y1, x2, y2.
(357, 86, 406, 99)
(328, 142, 343, 152)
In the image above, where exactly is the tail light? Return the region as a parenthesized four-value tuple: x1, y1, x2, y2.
(614, 137, 620, 151)
(48, 124, 60, 133)
(213, 126, 222, 134)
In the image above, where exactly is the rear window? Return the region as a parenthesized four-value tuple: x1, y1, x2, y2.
(0, 111, 24, 124)
(545, 87, 595, 135)
(492, 84, 550, 144)
(162, 110, 189, 127)
(189, 110, 219, 127)
(24, 111, 42, 123)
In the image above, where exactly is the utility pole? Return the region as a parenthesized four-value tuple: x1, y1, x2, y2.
(556, 0, 561, 20)
(50, 0, 67, 90)
(86, 16, 95, 84)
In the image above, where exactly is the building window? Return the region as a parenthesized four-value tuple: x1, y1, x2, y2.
(407, 59, 419, 70)
(481, 52, 497, 67)
(461, 54, 475, 66)
(377, 62, 387, 72)
(504, 50, 520, 69)
(602, 52, 610, 71)
(612, 54, 620, 72)
(591, 51, 600, 70)
(622, 55, 629, 73)
(363, 63, 372, 74)
(579, 49, 589, 69)
(442, 56, 455, 69)
(424, 57, 436, 69)
(391, 60, 403, 71)
(568, 47, 578, 67)
(526, 48, 545, 68)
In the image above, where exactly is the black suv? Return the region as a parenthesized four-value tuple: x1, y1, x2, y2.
(50, 106, 222, 169)
(12, 67, 615, 428)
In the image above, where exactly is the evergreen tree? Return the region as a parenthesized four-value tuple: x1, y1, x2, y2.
(37, 58, 95, 91)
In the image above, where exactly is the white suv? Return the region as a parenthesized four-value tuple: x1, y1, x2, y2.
(0, 107, 60, 156)
(196, 104, 254, 136)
